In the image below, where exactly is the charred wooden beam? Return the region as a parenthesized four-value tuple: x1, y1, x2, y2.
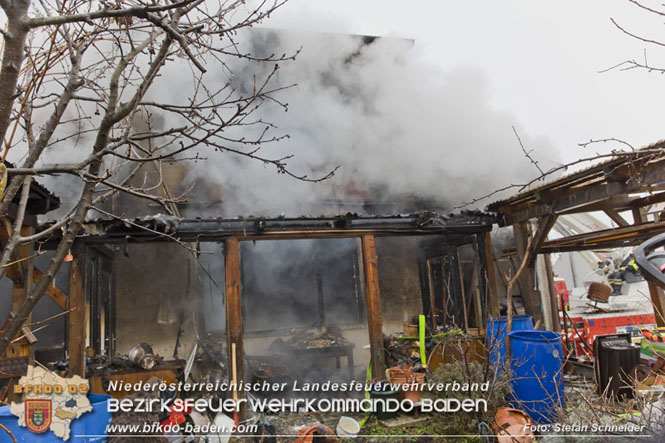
(495, 160, 665, 225)
(54, 213, 495, 247)
(455, 246, 469, 331)
(224, 238, 245, 419)
(544, 254, 561, 333)
(426, 260, 437, 329)
(361, 235, 385, 379)
(480, 231, 499, 317)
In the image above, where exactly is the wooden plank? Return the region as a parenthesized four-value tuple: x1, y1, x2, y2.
(33, 268, 67, 310)
(426, 260, 437, 328)
(632, 207, 648, 225)
(361, 235, 385, 379)
(513, 222, 543, 326)
(68, 258, 86, 377)
(604, 209, 629, 227)
(544, 254, 561, 332)
(224, 238, 245, 418)
(482, 231, 500, 317)
(501, 162, 665, 225)
(528, 219, 665, 253)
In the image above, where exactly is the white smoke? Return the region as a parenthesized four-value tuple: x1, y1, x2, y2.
(22, 27, 560, 219)
(174, 29, 559, 216)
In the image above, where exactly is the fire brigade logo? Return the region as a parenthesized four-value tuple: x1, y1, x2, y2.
(25, 399, 52, 433)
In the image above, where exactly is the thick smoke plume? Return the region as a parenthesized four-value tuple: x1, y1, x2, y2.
(177, 29, 558, 216)
(26, 28, 559, 219)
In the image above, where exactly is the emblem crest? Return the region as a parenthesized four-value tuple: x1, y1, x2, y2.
(25, 399, 52, 433)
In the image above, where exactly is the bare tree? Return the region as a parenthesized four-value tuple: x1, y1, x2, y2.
(0, 0, 334, 358)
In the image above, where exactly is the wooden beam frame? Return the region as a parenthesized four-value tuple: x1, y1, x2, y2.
(604, 209, 629, 227)
(482, 231, 500, 317)
(498, 162, 665, 225)
(361, 235, 385, 379)
(224, 238, 245, 418)
(544, 254, 561, 333)
(512, 219, 665, 253)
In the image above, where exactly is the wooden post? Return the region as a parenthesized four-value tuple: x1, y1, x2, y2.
(544, 254, 561, 333)
(513, 222, 544, 326)
(224, 238, 245, 418)
(632, 209, 665, 327)
(455, 247, 469, 331)
(482, 231, 500, 318)
(68, 257, 86, 377)
(361, 235, 385, 379)
(426, 260, 437, 328)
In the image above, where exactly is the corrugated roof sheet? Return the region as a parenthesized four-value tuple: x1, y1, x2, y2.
(486, 139, 665, 211)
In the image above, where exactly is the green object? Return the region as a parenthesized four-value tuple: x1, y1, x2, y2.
(419, 314, 427, 367)
(640, 338, 665, 363)
(393, 329, 463, 340)
(359, 361, 372, 427)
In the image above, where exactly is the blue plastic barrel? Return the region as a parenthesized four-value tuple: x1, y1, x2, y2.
(0, 393, 112, 442)
(508, 330, 564, 424)
(487, 315, 533, 368)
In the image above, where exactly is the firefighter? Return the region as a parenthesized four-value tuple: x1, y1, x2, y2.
(608, 254, 641, 295)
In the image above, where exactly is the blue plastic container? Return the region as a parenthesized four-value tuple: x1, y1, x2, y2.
(0, 393, 112, 442)
(508, 330, 565, 424)
(486, 315, 533, 368)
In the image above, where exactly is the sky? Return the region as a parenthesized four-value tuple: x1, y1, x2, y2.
(265, 0, 665, 164)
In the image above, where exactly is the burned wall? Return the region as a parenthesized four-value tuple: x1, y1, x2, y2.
(113, 242, 197, 359)
(376, 237, 422, 332)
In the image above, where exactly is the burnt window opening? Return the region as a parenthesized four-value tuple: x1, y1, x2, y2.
(199, 238, 365, 335)
(240, 238, 364, 333)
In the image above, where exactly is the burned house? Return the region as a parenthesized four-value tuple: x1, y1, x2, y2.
(19, 210, 496, 402)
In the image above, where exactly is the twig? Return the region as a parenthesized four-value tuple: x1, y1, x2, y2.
(513, 125, 544, 175)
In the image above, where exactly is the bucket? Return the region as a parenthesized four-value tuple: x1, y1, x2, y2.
(370, 387, 400, 421)
(336, 416, 360, 438)
(487, 315, 534, 368)
(508, 330, 564, 424)
(0, 393, 112, 442)
(587, 282, 611, 303)
(386, 364, 413, 382)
